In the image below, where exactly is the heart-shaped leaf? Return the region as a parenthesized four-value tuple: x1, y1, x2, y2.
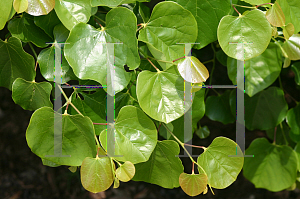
(179, 173, 208, 197)
(286, 104, 300, 137)
(283, 23, 295, 40)
(133, 140, 184, 188)
(81, 157, 114, 193)
(26, 0, 55, 16)
(54, 0, 92, 30)
(177, 56, 209, 83)
(197, 137, 244, 189)
(116, 161, 135, 182)
(8, 13, 52, 47)
(241, 0, 270, 5)
(227, 43, 282, 97)
(14, 0, 28, 13)
(136, 66, 192, 123)
(282, 34, 300, 60)
(26, 107, 97, 166)
(99, 105, 157, 164)
(218, 9, 272, 60)
(244, 138, 298, 192)
(138, 1, 198, 70)
(12, 78, 52, 111)
(34, 10, 61, 39)
(266, 1, 285, 27)
(0, 37, 35, 90)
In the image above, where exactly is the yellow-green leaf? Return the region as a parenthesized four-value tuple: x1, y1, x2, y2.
(116, 161, 135, 182)
(179, 173, 208, 197)
(283, 23, 295, 40)
(266, 1, 285, 27)
(177, 56, 209, 83)
(27, 0, 55, 16)
(13, 0, 28, 13)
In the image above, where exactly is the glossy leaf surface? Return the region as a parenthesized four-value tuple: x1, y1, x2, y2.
(282, 34, 300, 60)
(27, 0, 55, 16)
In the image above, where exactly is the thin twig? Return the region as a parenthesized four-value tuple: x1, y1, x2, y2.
(93, 15, 106, 24)
(232, 5, 241, 16)
(93, 123, 109, 125)
(94, 18, 104, 28)
(273, 126, 277, 144)
(232, 4, 255, 9)
(147, 58, 160, 72)
(256, 3, 272, 8)
(173, 56, 185, 63)
(184, 143, 206, 149)
(34, 61, 38, 71)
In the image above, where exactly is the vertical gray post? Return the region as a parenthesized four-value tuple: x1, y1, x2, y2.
(46, 42, 70, 158)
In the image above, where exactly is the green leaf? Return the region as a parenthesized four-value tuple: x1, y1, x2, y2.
(0, 37, 35, 90)
(217, 9, 272, 60)
(14, 0, 28, 13)
(0, 0, 14, 30)
(53, 23, 69, 43)
(116, 161, 135, 182)
(34, 10, 61, 38)
(197, 137, 244, 189)
(158, 122, 173, 140)
(196, 126, 210, 139)
(99, 105, 157, 164)
(244, 138, 298, 192)
(282, 34, 300, 61)
(69, 90, 107, 135)
(177, 56, 209, 83)
(227, 43, 282, 97)
(240, 0, 270, 5)
(37, 46, 76, 84)
(179, 173, 207, 197)
(266, 1, 285, 27)
(245, 87, 288, 130)
(205, 90, 235, 124)
(136, 66, 192, 123)
(294, 143, 300, 171)
(68, 166, 77, 173)
(287, 104, 300, 138)
(113, 177, 120, 188)
(277, 0, 300, 34)
(42, 158, 60, 167)
(283, 23, 295, 40)
(132, 140, 184, 188)
(26, 107, 97, 166)
(12, 78, 52, 111)
(80, 157, 114, 193)
(54, 0, 92, 30)
(26, 0, 55, 16)
(115, 91, 139, 116)
(138, 1, 198, 70)
(65, 7, 140, 93)
(91, 0, 123, 7)
(266, 122, 294, 146)
(171, 0, 232, 49)
(291, 62, 300, 85)
(134, 2, 150, 24)
(8, 13, 52, 48)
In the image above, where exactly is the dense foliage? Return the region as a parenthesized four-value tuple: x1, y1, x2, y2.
(0, 0, 300, 196)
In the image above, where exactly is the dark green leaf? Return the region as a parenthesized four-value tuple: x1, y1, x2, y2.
(34, 10, 60, 38)
(291, 62, 300, 85)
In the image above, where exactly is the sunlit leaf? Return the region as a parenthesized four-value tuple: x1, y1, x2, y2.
(179, 173, 207, 197)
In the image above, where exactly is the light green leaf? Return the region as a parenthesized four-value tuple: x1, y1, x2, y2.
(138, 1, 198, 70)
(12, 78, 52, 111)
(0, 0, 14, 30)
(266, 1, 285, 27)
(80, 157, 114, 193)
(158, 122, 173, 140)
(283, 23, 295, 40)
(116, 161, 135, 182)
(68, 166, 77, 173)
(136, 66, 192, 123)
(282, 34, 300, 61)
(8, 13, 52, 48)
(42, 159, 60, 167)
(26, 0, 55, 16)
(26, 107, 97, 166)
(38, 46, 76, 84)
(217, 9, 272, 60)
(196, 126, 210, 139)
(205, 90, 235, 124)
(14, 0, 28, 13)
(179, 173, 207, 197)
(286, 104, 300, 138)
(245, 87, 288, 130)
(65, 7, 140, 93)
(177, 56, 209, 83)
(0, 37, 35, 90)
(132, 140, 184, 188)
(227, 43, 282, 97)
(91, 0, 149, 7)
(291, 62, 300, 85)
(244, 138, 297, 192)
(54, 0, 92, 30)
(294, 143, 300, 171)
(34, 10, 60, 38)
(197, 137, 244, 189)
(113, 177, 120, 188)
(69, 90, 107, 135)
(240, 0, 270, 5)
(99, 105, 157, 164)
(277, 0, 300, 34)
(171, 0, 232, 49)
